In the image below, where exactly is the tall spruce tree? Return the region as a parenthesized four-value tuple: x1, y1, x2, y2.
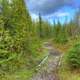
(2, 0, 12, 30)
(0, 0, 34, 72)
(1, 0, 32, 54)
(38, 13, 43, 38)
(10, 0, 32, 54)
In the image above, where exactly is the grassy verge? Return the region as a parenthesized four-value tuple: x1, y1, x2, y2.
(53, 37, 80, 53)
(52, 37, 80, 80)
(0, 40, 48, 80)
(58, 55, 80, 80)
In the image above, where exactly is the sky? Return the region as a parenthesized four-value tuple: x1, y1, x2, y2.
(26, 0, 80, 24)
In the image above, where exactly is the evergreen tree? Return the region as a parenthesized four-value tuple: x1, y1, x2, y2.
(38, 13, 43, 38)
(9, 0, 32, 53)
(2, 0, 12, 30)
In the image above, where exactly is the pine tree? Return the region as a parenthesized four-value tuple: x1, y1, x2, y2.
(1, 0, 32, 54)
(2, 0, 12, 30)
(10, 0, 32, 53)
(38, 13, 43, 38)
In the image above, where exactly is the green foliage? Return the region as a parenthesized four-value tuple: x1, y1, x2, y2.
(66, 43, 80, 69)
(0, 0, 48, 75)
(0, 0, 35, 73)
(53, 21, 68, 44)
(0, 0, 80, 79)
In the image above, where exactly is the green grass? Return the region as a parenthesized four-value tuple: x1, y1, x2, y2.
(58, 56, 80, 80)
(53, 37, 80, 80)
(0, 69, 34, 80)
(59, 68, 80, 80)
(0, 40, 48, 80)
(53, 36, 80, 53)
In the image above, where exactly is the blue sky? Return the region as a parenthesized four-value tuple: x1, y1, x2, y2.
(26, 0, 80, 24)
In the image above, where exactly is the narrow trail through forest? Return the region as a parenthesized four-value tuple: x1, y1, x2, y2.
(32, 42, 62, 80)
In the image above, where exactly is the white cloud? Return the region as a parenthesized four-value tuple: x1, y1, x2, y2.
(54, 12, 70, 17)
(31, 13, 38, 20)
(44, 12, 70, 19)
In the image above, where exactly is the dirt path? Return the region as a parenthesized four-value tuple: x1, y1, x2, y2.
(32, 42, 62, 80)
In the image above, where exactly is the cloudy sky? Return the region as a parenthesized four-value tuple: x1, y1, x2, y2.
(26, 0, 80, 24)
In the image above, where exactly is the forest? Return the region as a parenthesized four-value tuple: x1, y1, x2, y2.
(0, 0, 80, 80)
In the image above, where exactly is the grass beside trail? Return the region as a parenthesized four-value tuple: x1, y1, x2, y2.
(53, 37, 80, 53)
(58, 55, 80, 80)
(52, 37, 80, 80)
(0, 41, 48, 80)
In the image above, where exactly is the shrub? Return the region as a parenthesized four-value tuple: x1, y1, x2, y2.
(66, 43, 80, 69)
(54, 33, 68, 44)
(53, 23, 68, 44)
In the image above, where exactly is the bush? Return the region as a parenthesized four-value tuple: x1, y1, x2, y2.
(66, 43, 80, 69)
(54, 33, 68, 44)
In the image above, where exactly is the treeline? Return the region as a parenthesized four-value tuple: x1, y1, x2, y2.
(0, 0, 80, 74)
(53, 19, 80, 43)
(33, 14, 80, 43)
